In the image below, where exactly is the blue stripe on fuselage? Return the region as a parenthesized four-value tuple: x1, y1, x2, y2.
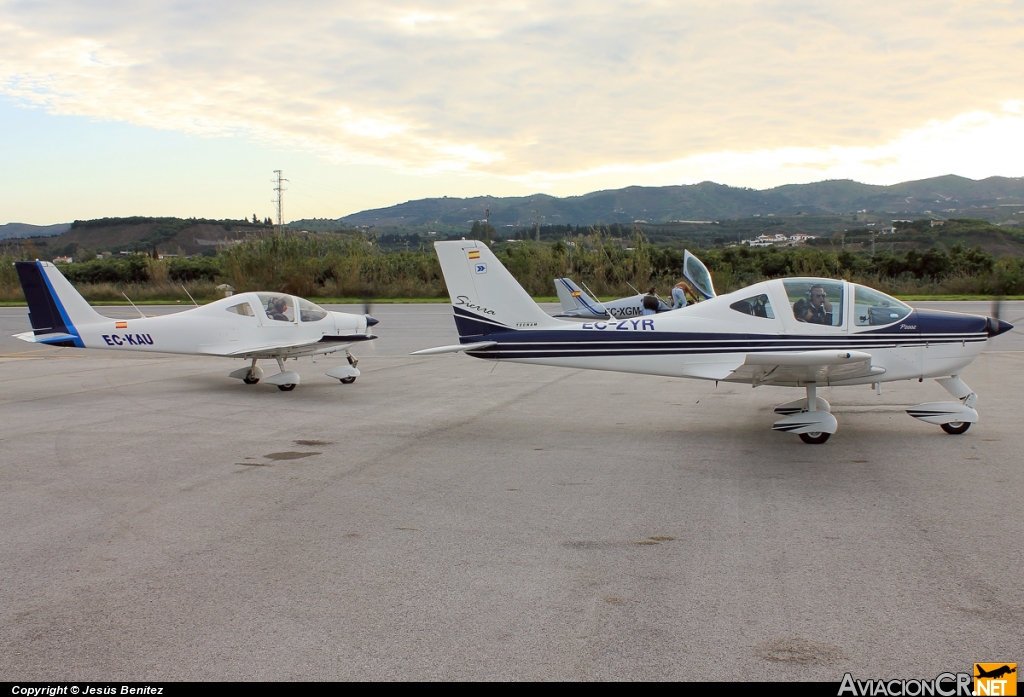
(453, 307, 990, 359)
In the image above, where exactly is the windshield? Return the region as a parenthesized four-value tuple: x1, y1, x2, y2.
(298, 298, 328, 322)
(854, 286, 912, 326)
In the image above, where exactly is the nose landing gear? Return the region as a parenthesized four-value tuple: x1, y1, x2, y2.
(907, 375, 978, 435)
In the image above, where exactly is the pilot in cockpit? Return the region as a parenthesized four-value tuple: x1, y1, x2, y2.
(807, 284, 833, 325)
(268, 297, 290, 321)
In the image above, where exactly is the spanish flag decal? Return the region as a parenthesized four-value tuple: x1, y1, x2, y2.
(115, 321, 128, 329)
(571, 291, 581, 297)
(468, 250, 481, 260)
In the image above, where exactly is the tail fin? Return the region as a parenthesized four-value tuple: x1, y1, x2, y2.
(434, 241, 563, 337)
(553, 278, 609, 319)
(15, 261, 105, 346)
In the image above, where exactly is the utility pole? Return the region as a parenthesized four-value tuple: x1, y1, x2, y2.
(272, 170, 288, 235)
(485, 207, 491, 245)
(532, 209, 540, 242)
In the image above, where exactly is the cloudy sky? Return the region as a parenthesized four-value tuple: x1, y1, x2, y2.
(2, 0, 1023, 224)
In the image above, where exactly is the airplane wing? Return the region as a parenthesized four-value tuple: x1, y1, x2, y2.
(739, 349, 883, 385)
(411, 340, 498, 355)
(199, 334, 376, 359)
(681, 349, 884, 385)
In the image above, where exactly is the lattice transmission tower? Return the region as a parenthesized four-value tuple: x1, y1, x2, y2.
(272, 170, 288, 234)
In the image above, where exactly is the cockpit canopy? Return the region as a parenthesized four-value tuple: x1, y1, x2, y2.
(775, 278, 911, 327)
(251, 293, 329, 322)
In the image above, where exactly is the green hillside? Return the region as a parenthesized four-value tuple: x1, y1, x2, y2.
(337, 175, 1024, 229)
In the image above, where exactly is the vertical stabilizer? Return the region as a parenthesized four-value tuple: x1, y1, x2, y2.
(15, 261, 105, 346)
(434, 241, 562, 337)
(553, 278, 609, 319)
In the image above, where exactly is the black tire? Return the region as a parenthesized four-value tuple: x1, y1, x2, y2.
(941, 421, 970, 435)
(277, 384, 296, 392)
(242, 376, 260, 385)
(799, 431, 831, 445)
(339, 376, 356, 384)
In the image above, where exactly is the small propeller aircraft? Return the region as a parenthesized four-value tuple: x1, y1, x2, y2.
(554, 250, 713, 320)
(13, 260, 378, 391)
(414, 241, 1013, 443)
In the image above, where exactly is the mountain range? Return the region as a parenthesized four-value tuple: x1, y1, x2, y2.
(332, 175, 1024, 229)
(0, 222, 72, 240)
(5, 176, 1023, 246)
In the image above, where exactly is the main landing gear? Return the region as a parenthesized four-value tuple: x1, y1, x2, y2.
(228, 352, 362, 390)
(907, 375, 978, 435)
(772, 384, 838, 445)
(228, 358, 299, 390)
(230, 359, 265, 385)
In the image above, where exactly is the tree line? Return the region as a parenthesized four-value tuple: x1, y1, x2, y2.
(3, 229, 1024, 302)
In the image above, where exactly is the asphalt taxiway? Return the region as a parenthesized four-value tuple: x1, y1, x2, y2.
(1, 302, 1022, 680)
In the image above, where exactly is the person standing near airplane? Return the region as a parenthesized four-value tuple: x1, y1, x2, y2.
(670, 280, 698, 309)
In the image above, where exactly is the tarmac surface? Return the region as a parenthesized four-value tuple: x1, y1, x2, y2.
(1, 301, 1022, 681)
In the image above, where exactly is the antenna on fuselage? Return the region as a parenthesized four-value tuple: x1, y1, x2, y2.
(122, 292, 146, 319)
(181, 284, 199, 307)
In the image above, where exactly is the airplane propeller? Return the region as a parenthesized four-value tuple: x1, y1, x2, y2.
(362, 294, 378, 337)
(987, 295, 1022, 336)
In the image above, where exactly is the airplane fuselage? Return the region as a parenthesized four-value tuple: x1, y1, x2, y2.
(456, 278, 991, 387)
(36, 293, 370, 357)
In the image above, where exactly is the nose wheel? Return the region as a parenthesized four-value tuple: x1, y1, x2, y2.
(339, 376, 356, 384)
(940, 421, 970, 435)
(277, 383, 297, 391)
(799, 431, 831, 445)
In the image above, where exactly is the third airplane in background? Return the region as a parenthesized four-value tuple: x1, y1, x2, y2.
(415, 241, 1013, 443)
(554, 250, 714, 320)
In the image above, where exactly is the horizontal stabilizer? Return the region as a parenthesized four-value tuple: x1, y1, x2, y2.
(13, 331, 79, 344)
(411, 341, 497, 356)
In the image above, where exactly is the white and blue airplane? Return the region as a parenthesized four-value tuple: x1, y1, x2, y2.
(13, 260, 377, 391)
(414, 241, 1013, 443)
(554, 250, 714, 320)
